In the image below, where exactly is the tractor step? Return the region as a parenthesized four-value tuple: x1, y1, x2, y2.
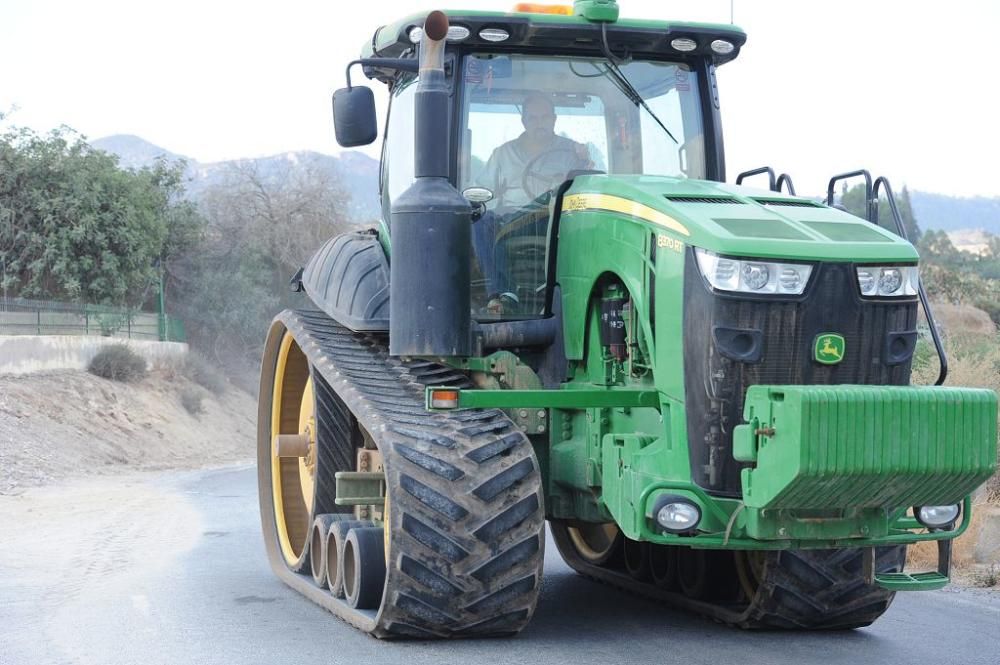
(874, 571, 949, 591)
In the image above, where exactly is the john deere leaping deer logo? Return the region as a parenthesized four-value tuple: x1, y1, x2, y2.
(814, 333, 845, 365)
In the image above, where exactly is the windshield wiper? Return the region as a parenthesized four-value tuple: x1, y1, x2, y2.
(600, 60, 679, 145)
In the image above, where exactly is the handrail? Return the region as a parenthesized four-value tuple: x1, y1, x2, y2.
(872, 176, 948, 385)
(775, 173, 796, 195)
(735, 166, 776, 191)
(826, 169, 874, 220)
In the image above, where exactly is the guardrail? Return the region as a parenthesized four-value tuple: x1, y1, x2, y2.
(0, 298, 186, 342)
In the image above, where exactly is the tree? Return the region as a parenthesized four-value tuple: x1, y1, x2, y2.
(0, 124, 203, 306)
(168, 156, 355, 370)
(838, 183, 921, 241)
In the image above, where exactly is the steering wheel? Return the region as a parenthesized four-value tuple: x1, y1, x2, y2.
(521, 147, 585, 200)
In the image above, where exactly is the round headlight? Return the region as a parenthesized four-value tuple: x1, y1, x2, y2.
(652, 495, 702, 534)
(916, 504, 961, 529)
(878, 268, 903, 295)
(741, 263, 770, 291)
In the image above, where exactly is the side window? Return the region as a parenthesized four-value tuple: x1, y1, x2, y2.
(640, 89, 686, 176)
(382, 78, 418, 211)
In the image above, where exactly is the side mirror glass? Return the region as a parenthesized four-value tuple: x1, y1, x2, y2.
(462, 186, 494, 204)
(332, 86, 377, 147)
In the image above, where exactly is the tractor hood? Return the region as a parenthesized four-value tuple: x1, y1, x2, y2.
(563, 175, 920, 263)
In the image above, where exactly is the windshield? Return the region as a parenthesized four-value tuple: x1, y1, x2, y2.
(459, 53, 706, 208)
(459, 53, 706, 321)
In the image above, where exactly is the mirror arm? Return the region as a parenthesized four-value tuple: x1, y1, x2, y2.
(345, 58, 419, 89)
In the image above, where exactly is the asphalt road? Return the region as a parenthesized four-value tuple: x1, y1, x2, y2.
(2, 464, 999, 665)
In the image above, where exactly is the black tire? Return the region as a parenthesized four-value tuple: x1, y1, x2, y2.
(740, 546, 907, 630)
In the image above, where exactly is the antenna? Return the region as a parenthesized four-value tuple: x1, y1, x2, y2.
(730, 0, 734, 24)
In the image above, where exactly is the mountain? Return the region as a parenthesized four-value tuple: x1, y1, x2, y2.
(87, 135, 1000, 238)
(90, 134, 188, 171)
(909, 191, 1000, 235)
(90, 134, 381, 222)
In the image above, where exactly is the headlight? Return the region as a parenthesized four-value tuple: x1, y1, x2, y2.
(856, 265, 918, 297)
(915, 504, 961, 529)
(695, 248, 812, 295)
(651, 495, 702, 534)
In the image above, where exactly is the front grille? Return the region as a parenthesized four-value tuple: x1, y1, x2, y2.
(682, 251, 918, 496)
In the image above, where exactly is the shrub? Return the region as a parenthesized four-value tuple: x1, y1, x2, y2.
(181, 352, 228, 394)
(180, 386, 204, 415)
(88, 344, 147, 382)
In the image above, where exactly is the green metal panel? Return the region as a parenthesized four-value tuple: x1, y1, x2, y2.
(735, 385, 998, 510)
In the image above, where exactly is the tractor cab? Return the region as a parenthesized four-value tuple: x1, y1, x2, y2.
(350, 1, 745, 319)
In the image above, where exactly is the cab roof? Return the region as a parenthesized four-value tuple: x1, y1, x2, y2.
(360, 7, 746, 75)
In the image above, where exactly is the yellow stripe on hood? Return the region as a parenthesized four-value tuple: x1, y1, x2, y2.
(562, 193, 690, 237)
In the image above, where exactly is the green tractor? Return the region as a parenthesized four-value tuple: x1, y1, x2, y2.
(257, 0, 998, 638)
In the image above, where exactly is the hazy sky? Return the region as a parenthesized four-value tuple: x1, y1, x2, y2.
(2, 0, 998, 197)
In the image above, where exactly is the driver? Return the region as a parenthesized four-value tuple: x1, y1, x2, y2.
(479, 92, 592, 208)
(474, 93, 592, 314)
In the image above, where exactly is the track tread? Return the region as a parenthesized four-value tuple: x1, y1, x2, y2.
(550, 522, 905, 631)
(262, 310, 545, 639)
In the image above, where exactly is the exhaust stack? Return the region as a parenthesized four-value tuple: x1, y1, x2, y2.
(389, 10, 472, 358)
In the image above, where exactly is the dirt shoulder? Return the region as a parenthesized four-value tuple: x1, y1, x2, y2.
(0, 369, 256, 494)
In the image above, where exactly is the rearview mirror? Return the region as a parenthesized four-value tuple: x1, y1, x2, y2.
(332, 86, 377, 147)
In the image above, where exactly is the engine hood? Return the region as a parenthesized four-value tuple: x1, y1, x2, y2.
(562, 175, 920, 263)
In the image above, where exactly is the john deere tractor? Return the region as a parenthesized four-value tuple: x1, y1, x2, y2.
(258, 0, 998, 638)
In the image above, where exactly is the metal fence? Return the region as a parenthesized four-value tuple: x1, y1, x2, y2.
(0, 298, 186, 342)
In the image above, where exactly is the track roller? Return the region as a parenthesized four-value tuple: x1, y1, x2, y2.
(344, 527, 387, 610)
(325, 519, 373, 598)
(623, 538, 652, 582)
(649, 545, 677, 589)
(309, 514, 344, 588)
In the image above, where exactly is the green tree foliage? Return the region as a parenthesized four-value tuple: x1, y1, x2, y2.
(0, 124, 203, 306)
(839, 183, 921, 241)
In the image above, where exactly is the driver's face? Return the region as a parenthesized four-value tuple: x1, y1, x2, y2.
(521, 100, 556, 143)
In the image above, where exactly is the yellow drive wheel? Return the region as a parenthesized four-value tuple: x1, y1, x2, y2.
(270, 331, 318, 570)
(735, 550, 767, 601)
(562, 522, 623, 566)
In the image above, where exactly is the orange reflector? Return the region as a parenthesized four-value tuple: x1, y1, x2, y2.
(513, 3, 574, 15)
(430, 389, 461, 409)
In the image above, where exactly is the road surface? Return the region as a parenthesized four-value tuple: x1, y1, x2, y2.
(2, 464, 998, 665)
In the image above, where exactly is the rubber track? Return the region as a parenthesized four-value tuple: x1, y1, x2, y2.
(259, 309, 545, 639)
(550, 525, 906, 630)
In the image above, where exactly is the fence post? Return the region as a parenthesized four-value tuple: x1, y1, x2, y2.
(37, 309, 41, 335)
(85, 309, 89, 335)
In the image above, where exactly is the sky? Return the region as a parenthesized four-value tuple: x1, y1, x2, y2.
(1, 0, 998, 198)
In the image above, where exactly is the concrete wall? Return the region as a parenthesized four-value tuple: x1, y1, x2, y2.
(0, 335, 188, 375)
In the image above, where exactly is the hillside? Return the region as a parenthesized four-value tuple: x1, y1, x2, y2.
(91, 134, 381, 222)
(0, 369, 255, 494)
(91, 134, 1000, 236)
(910, 191, 1000, 234)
